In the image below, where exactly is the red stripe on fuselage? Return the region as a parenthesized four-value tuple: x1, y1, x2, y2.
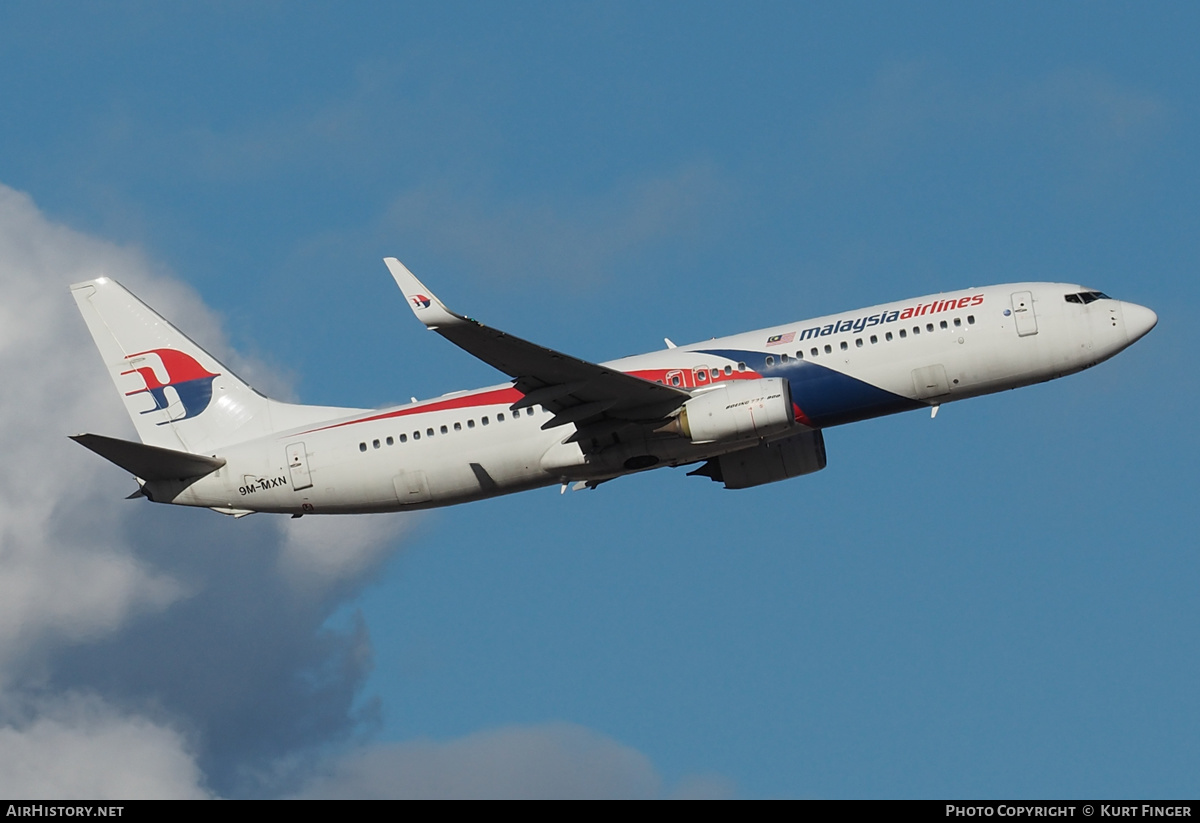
(298, 386, 525, 434)
(297, 359, 770, 436)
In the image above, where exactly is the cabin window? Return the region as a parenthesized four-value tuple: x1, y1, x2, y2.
(453, 422, 461, 431)
(386, 436, 394, 446)
(926, 323, 934, 332)
(913, 327, 920, 335)
(824, 344, 832, 354)
(441, 425, 449, 434)
(737, 362, 746, 372)
(359, 442, 366, 452)
(711, 368, 720, 378)
(870, 335, 878, 344)
(765, 355, 775, 366)
(400, 433, 408, 443)
(413, 431, 420, 440)
(797, 350, 804, 360)
(810, 347, 818, 357)
(697, 371, 708, 382)
(856, 338, 863, 348)
(968, 315, 976, 325)
(954, 318, 962, 328)
(886, 332, 893, 341)
(426, 428, 434, 437)
(497, 413, 505, 422)
(899, 329, 907, 339)
(840, 341, 848, 351)
(940, 320, 948, 330)
(724, 365, 732, 375)
(670, 374, 680, 386)
(482, 416, 489, 426)
(780, 353, 789, 363)
(467, 420, 475, 429)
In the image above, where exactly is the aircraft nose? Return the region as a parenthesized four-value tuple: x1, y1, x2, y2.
(1122, 301, 1158, 344)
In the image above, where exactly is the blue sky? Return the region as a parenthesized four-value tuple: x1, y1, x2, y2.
(0, 2, 1196, 798)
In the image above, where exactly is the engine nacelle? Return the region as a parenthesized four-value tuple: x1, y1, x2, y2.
(675, 377, 795, 444)
(690, 428, 827, 489)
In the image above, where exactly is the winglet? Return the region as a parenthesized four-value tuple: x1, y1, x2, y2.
(384, 258, 461, 329)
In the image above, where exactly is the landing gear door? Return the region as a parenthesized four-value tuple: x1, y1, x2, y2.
(1011, 291, 1038, 337)
(286, 442, 313, 491)
(911, 364, 950, 399)
(393, 471, 431, 505)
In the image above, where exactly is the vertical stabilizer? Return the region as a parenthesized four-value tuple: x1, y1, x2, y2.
(70, 278, 361, 453)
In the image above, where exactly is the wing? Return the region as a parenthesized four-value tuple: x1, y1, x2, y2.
(384, 258, 689, 441)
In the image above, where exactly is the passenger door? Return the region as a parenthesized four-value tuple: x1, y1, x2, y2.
(1011, 291, 1038, 337)
(286, 442, 313, 491)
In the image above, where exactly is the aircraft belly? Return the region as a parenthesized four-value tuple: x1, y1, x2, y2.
(787, 364, 919, 425)
(949, 322, 1088, 394)
(220, 423, 570, 512)
(425, 438, 558, 502)
(165, 450, 277, 510)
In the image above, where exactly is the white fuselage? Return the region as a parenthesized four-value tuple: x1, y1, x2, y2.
(169, 282, 1155, 515)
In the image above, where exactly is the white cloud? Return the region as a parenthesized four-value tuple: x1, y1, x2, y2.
(0, 694, 210, 799)
(0, 184, 190, 671)
(299, 723, 733, 799)
(0, 183, 403, 796)
(276, 512, 413, 593)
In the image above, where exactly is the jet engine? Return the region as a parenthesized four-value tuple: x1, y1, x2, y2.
(688, 428, 827, 489)
(665, 377, 796, 444)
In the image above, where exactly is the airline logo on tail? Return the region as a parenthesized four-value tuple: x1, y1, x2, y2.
(410, 294, 432, 309)
(121, 349, 220, 424)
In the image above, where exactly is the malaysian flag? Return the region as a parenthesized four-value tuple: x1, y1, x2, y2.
(766, 332, 795, 347)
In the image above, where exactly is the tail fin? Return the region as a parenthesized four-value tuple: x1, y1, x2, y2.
(71, 277, 361, 453)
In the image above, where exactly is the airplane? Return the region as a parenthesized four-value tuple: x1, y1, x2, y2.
(69, 259, 1157, 517)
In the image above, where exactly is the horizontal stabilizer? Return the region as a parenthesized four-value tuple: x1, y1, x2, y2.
(70, 433, 226, 481)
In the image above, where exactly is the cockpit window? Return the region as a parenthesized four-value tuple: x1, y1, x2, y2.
(1065, 291, 1111, 304)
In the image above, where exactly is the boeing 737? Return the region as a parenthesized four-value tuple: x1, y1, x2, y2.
(69, 259, 1157, 516)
